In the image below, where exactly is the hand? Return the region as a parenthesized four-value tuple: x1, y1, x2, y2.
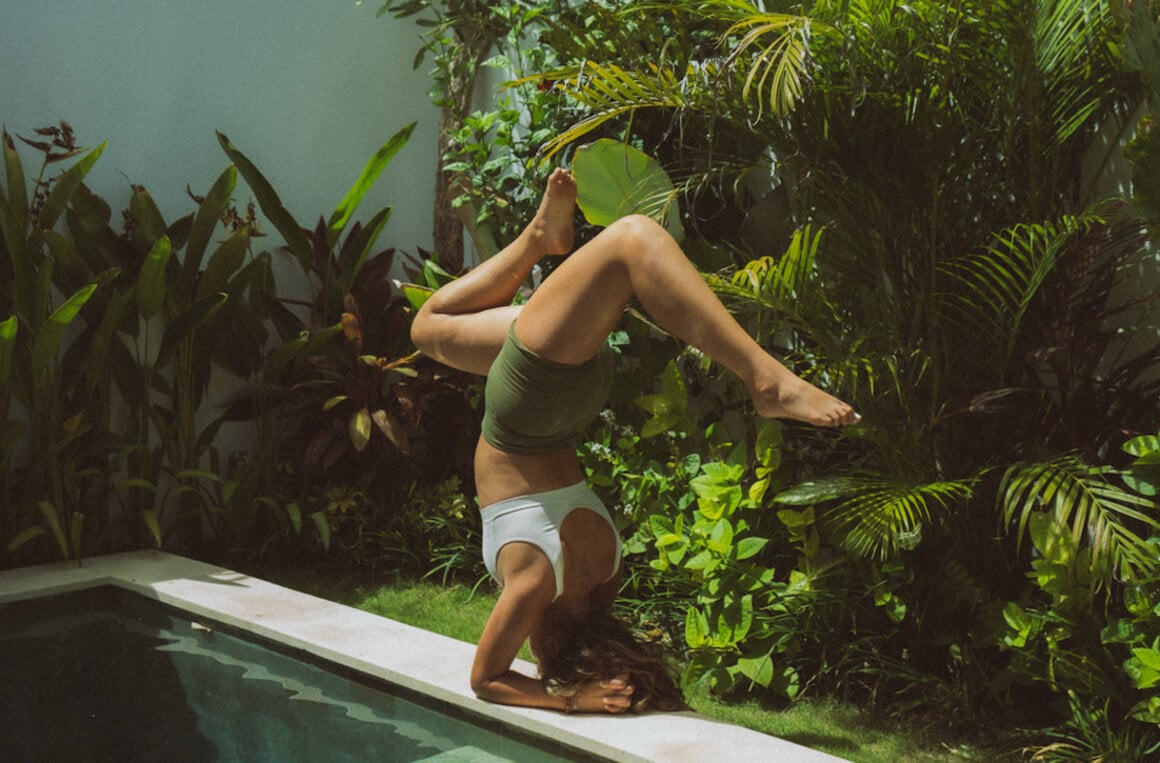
(570, 673, 635, 714)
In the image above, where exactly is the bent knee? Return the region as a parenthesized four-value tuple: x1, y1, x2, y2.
(607, 213, 666, 243)
(409, 302, 439, 355)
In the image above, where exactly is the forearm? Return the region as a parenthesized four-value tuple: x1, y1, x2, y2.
(472, 670, 569, 712)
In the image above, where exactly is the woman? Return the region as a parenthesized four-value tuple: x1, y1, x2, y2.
(410, 169, 858, 714)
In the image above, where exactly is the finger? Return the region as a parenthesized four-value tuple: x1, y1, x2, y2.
(603, 695, 631, 713)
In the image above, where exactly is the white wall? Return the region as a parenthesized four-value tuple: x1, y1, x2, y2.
(1, 0, 439, 254)
(1, 1, 447, 487)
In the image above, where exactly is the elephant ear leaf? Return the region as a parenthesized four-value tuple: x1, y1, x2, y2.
(573, 139, 684, 241)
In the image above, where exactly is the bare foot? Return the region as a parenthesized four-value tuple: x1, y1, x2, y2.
(530, 168, 577, 255)
(749, 370, 860, 427)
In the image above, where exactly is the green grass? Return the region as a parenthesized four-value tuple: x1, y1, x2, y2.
(352, 580, 534, 663)
(684, 690, 989, 763)
(237, 563, 994, 763)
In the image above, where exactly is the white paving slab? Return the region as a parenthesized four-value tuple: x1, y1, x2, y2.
(0, 551, 849, 763)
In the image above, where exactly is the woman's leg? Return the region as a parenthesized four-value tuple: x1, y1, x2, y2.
(410, 170, 579, 376)
(516, 184, 858, 427)
(413, 168, 857, 425)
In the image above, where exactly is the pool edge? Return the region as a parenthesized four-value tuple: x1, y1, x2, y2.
(0, 551, 848, 763)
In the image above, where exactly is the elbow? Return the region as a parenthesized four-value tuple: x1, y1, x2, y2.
(469, 676, 487, 699)
(470, 672, 500, 702)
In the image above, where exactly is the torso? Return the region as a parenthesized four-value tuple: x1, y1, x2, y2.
(476, 435, 618, 603)
(474, 435, 585, 507)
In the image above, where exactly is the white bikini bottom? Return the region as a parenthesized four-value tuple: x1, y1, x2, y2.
(480, 480, 622, 599)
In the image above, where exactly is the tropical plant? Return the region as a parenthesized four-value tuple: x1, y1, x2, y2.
(506, 0, 1160, 743)
(0, 122, 282, 564)
(377, 0, 567, 269)
(0, 124, 112, 562)
(217, 124, 480, 551)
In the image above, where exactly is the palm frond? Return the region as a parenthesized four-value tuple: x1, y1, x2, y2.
(1000, 455, 1160, 584)
(708, 223, 824, 312)
(531, 61, 706, 160)
(1033, 0, 1122, 146)
(777, 474, 976, 560)
(824, 477, 976, 560)
(721, 13, 835, 120)
(937, 211, 1100, 377)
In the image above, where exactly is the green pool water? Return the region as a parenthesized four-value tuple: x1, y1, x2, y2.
(0, 587, 599, 763)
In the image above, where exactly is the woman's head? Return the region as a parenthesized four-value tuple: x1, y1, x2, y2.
(533, 608, 687, 713)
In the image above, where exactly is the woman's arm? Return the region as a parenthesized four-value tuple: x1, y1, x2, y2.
(470, 548, 633, 713)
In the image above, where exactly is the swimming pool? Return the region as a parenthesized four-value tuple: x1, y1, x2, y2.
(0, 586, 597, 762)
(0, 552, 846, 763)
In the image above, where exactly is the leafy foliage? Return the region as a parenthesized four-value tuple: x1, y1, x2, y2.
(1, 123, 277, 562)
(514, 0, 1160, 748)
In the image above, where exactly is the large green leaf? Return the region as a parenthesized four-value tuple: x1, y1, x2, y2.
(2, 129, 28, 219)
(82, 281, 133, 395)
(773, 476, 860, 505)
(196, 230, 250, 300)
(136, 235, 171, 319)
(0, 315, 16, 386)
(30, 282, 98, 381)
(338, 206, 393, 293)
(183, 165, 238, 293)
(42, 229, 94, 294)
(0, 191, 33, 314)
(327, 122, 414, 244)
(129, 185, 168, 250)
(216, 131, 313, 271)
(38, 141, 106, 231)
(573, 139, 684, 239)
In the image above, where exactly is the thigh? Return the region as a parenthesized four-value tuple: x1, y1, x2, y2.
(514, 229, 634, 365)
(418, 304, 522, 376)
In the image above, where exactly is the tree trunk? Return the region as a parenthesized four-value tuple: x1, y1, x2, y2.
(430, 12, 493, 274)
(433, 106, 466, 273)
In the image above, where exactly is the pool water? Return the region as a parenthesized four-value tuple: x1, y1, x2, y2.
(0, 587, 598, 763)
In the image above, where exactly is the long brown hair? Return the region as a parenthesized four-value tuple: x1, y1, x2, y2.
(537, 611, 688, 712)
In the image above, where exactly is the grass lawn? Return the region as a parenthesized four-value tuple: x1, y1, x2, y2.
(237, 561, 998, 762)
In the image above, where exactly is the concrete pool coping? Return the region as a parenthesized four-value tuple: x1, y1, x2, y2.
(0, 551, 847, 763)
